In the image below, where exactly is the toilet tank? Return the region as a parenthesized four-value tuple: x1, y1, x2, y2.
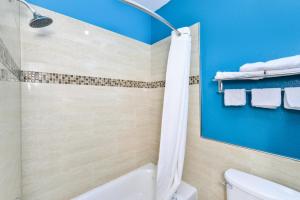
(224, 169, 300, 200)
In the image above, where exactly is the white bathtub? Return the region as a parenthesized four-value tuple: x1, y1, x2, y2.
(72, 163, 197, 200)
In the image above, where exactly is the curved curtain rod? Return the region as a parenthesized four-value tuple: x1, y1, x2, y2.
(122, 0, 181, 36)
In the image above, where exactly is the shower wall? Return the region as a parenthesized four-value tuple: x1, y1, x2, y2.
(152, 24, 300, 200)
(0, 0, 22, 199)
(20, 6, 150, 81)
(20, 6, 159, 200)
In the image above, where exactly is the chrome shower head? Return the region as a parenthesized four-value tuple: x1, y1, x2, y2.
(30, 13, 53, 28)
(17, 0, 53, 28)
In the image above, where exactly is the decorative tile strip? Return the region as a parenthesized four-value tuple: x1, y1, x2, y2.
(0, 38, 21, 79)
(21, 71, 199, 88)
(189, 75, 200, 85)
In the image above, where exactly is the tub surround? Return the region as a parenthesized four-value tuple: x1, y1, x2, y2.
(0, 1, 21, 200)
(20, 6, 200, 199)
(22, 84, 159, 200)
(0, 76, 21, 200)
(20, 6, 154, 200)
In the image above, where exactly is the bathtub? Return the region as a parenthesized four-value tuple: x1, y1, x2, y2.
(72, 163, 197, 200)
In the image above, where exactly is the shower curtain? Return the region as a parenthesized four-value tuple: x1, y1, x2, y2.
(156, 27, 191, 200)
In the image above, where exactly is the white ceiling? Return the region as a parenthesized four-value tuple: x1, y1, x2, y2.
(131, 0, 171, 11)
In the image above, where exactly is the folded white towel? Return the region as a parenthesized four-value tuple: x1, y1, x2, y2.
(215, 71, 265, 80)
(240, 55, 300, 72)
(224, 89, 246, 106)
(266, 67, 300, 77)
(284, 87, 300, 110)
(251, 88, 282, 109)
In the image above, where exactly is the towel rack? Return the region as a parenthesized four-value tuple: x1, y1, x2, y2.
(213, 70, 300, 93)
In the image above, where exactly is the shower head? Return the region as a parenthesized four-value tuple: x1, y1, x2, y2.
(17, 0, 53, 28)
(30, 13, 53, 28)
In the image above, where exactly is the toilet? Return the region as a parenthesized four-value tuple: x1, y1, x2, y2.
(225, 169, 300, 200)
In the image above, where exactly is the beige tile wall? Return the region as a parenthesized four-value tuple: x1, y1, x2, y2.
(0, 77, 21, 200)
(21, 84, 158, 200)
(151, 23, 300, 200)
(0, 0, 22, 199)
(0, 0, 21, 67)
(20, 5, 156, 200)
(20, 5, 151, 81)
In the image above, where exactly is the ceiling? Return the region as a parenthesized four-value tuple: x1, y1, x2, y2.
(132, 0, 170, 11)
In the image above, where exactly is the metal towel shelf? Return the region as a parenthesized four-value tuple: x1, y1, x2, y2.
(213, 70, 300, 93)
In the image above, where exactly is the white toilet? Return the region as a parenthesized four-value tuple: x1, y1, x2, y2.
(225, 169, 300, 200)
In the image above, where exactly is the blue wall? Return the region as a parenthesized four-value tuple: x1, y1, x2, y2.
(152, 0, 300, 159)
(28, 0, 152, 44)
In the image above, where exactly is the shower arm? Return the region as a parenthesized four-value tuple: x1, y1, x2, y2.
(122, 0, 181, 36)
(16, 0, 37, 14)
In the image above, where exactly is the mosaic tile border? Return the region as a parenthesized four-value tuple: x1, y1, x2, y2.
(21, 71, 200, 88)
(0, 38, 21, 79)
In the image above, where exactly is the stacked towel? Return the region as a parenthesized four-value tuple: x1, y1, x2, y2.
(251, 88, 282, 109)
(284, 87, 300, 110)
(266, 68, 300, 76)
(240, 55, 300, 72)
(214, 55, 300, 81)
(224, 89, 246, 106)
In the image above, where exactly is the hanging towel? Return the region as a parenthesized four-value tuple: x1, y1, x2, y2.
(156, 27, 191, 200)
(224, 89, 246, 106)
(284, 87, 300, 110)
(215, 71, 265, 80)
(240, 55, 300, 72)
(251, 88, 282, 109)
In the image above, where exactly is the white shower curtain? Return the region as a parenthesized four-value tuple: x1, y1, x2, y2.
(156, 27, 192, 200)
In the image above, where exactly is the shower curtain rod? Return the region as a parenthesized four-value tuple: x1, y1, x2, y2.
(122, 0, 181, 36)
